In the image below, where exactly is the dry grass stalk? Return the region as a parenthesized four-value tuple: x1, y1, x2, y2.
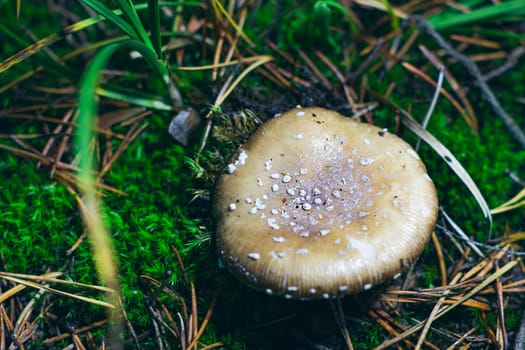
(491, 188, 525, 214)
(374, 241, 522, 349)
(414, 274, 462, 350)
(0, 271, 115, 348)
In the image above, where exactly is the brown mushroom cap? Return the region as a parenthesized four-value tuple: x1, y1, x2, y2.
(214, 107, 438, 299)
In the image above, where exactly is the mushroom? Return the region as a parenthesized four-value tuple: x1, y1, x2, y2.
(213, 107, 438, 299)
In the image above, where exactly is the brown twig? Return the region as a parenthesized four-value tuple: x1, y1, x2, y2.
(419, 44, 478, 132)
(432, 232, 447, 286)
(483, 46, 525, 82)
(42, 319, 109, 344)
(347, 38, 385, 82)
(369, 309, 415, 348)
(185, 291, 220, 350)
(298, 50, 333, 90)
(118, 297, 141, 350)
(445, 327, 477, 350)
(316, 51, 356, 107)
(37, 108, 74, 171)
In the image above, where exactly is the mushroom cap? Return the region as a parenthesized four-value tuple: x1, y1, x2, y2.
(214, 107, 438, 299)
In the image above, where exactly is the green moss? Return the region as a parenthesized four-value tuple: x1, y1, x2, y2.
(0, 156, 79, 272)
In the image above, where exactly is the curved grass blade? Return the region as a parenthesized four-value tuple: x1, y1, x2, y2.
(77, 41, 127, 348)
(399, 111, 492, 226)
(114, 0, 154, 50)
(77, 42, 117, 218)
(78, 39, 173, 169)
(367, 90, 492, 230)
(81, 0, 139, 40)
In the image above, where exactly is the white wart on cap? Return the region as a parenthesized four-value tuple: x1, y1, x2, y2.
(214, 107, 438, 299)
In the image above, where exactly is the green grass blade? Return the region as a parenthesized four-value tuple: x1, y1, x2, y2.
(474, 28, 525, 41)
(0, 23, 30, 48)
(428, 0, 525, 30)
(76, 44, 119, 277)
(82, 0, 139, 40)
(148, 0, 162, 58)
(97, 86, 173, 110)
(114, 0, 154, 50)
(77, 48, 114, 175)
(77, 42, 124, 348)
